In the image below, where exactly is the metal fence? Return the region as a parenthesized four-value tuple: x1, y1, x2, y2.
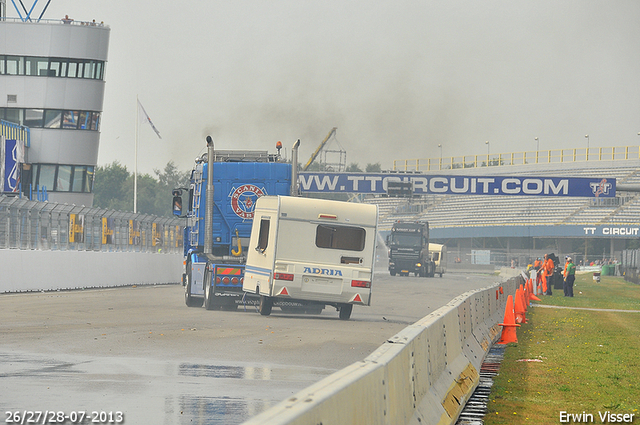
(0, 195, 184, 253)
(393, 145, 640, 172)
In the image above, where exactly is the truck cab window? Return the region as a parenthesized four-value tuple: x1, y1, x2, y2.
(316, 224, 365, 251)
(390, 233, 422, 246)
(257, 219, 270, 252)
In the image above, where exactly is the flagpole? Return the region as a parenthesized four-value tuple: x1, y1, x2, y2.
(134, 95, 138, 214)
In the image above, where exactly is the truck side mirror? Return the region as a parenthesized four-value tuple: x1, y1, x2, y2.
(172, 189, 183, 216)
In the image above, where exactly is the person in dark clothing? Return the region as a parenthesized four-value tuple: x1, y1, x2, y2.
(564, 257, 576, 297)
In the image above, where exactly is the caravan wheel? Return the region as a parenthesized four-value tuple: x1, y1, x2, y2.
(259, 296, 273, 316)
(338, 304, 353, 320)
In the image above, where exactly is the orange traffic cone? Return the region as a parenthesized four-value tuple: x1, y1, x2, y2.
(529, 279, 542, 301)
(515, 287, 527, 324)
(497, 295, 520, 344)
(524, 281, 531, 307)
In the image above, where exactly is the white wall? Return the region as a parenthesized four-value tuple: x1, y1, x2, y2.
(0, 249, 182, 292)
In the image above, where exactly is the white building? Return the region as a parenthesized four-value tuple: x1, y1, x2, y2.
(0, 9, 109, 205)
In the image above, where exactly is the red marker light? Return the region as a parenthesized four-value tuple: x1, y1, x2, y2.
(351, 280, 370, 288)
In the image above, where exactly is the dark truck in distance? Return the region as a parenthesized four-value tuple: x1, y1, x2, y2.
(387, 221, 435, 277)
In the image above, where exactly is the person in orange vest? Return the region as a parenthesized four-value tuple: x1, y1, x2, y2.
(534, 258, 542, 270)
(543, 254, 555, 295)
(532, 257, 543, 293)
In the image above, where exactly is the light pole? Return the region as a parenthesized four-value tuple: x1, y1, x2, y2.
(438, 143, 442, 170)
(535, 137, 539, 151)
(485, 141, 490, 166)
(585, 134, 589, 160)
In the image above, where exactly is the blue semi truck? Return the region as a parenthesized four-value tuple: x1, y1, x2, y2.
(173, 136, 294, 310)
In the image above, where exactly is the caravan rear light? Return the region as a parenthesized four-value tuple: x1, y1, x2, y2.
(351, 280, 370, 288)
(231, 277, 239, 284)
(274, 272, 294, 281)
(215, 276, 221, 284)
(222, 277, 230, 284)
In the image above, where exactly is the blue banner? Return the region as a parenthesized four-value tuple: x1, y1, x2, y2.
(298, 173, 615, 197)
(2, 138, 20, 193)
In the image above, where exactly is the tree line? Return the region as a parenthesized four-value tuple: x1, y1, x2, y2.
(93, 161, 190, 217)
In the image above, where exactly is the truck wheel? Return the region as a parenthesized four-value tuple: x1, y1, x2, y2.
(184, 272, 203, 307)
(339, 304, 353, 320)
(259, 296, 273, 316)
(204, 269, 217, 310)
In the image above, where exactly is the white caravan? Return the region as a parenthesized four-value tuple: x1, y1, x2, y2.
(243, 196, 378, 320)
(429, 243, 446, 277)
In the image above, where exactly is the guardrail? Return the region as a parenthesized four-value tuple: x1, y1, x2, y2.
(0, 195, 183, 253)
(393, 146, 640, 172)
(243, 275, 522, 425)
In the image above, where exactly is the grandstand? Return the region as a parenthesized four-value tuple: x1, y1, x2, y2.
(366, 149, 640, 266)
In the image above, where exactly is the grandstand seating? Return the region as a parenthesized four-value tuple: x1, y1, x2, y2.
(366, 160, 640, 231)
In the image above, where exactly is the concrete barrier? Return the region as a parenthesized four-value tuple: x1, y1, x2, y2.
(0, 249, 182, 292)
(243, 276, 521, 425)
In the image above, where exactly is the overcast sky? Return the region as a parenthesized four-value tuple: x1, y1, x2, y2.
(9, 1, 640, 174)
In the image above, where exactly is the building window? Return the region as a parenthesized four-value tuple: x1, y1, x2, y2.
(5, 56, 23, 75)
(44, 110, 62, 128)
(24, 109, 44, 127)
(0, 55, 105, 80)
(1, 108, 100, 131)
(25, 57, 50, 76)
(72, 166, 84, 192)
(32, 164, 95, 193)
(4, 108, 22, 125)
(63, 110, 79, 129)
(57, 165, 72, 191)
(85, 167, 94, 192)
(37, 164, 57, 191)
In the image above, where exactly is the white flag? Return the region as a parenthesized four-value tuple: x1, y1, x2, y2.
(137, 99, 162, 139)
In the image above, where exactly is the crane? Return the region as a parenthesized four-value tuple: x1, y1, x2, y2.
(302, 127, 338, 171)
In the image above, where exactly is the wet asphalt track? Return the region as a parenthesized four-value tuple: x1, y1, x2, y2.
(0, 271, 500, 424)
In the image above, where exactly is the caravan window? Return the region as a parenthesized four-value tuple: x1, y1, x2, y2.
(257, 219, 270, 251)
(316, 225, 365, 251)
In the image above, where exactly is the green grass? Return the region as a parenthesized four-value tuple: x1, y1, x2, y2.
(485, 275, 640, 424)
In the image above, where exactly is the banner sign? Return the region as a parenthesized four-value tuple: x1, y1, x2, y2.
(428, 224, 640, 239)
(69, 214, 85, 243)
(129, 220, 141, 245)
(1, 136, 24, 193)
(102, 218, 114, 244)
(298, 173, 616, 197)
